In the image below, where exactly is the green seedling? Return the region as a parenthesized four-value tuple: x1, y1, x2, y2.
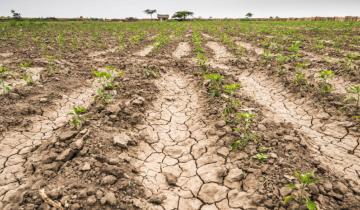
(0, 66, 8, 75)
(222, 98, 242, 122)
(22, 74, 33, 85)
(0, 79, 11, 94)
(231, 112, 257, 151)
(96, 87, 113, 104)
(284, 171, 318, 210)
(68, 105, 87, 129)
(223, 83, 241, 95)
(254, 153, 268, 162)
(318, 70, 334, 94)
(288, 41, 302, 53)
(118, 33, 126, 50)
(276, 54, 290, 65)
(204, 73, 223, 97)
(293, 71, 308, 87)
(20, 61, 32, 68)
(346, 85, 360, 108)
(143, 68, 159, 78)
(93, 66, 123, 90)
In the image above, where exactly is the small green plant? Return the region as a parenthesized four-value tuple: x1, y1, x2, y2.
(143, 68, 159, 78)
(93, 66, 123, 90)
(0, 66, 8, 75)
(276, 54, 290, 65)
(204, 73, 223, 97)
(293, 71, 308, 87)
(22, 74, 33, 85)
(284, 171, 318, 210)
(222, 98, 242, 121)
(318, 70, 334, 94)
(346, 84, 360, 109)
(20, 61, 32, 68)
(314, 40, 325, 51)
(96, 87, 113, 104)
(68, 105, 87, 129)
(231, 112, 257, 150)
(223, 83, 241, 95)
(254, 153, 268, 162)
(0, 79, 11, 94)
(288, 41, 302, 53)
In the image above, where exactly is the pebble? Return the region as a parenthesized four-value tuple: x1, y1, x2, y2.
(101, 175, 117, 185)
(113, 133, 131, 148)
(81, 162, 91, 171)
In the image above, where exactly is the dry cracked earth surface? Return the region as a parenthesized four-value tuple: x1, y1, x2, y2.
(1, 34, 360, 210)
(206, 38, 360, 183)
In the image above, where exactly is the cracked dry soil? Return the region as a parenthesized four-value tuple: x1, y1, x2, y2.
(1, 39, 360, 210)
(0, 81, 98, 206)
(206, 40, 360, 184)
(128, 72, 234, 210)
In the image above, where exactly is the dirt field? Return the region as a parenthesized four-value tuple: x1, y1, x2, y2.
(0, 20, 359, 210)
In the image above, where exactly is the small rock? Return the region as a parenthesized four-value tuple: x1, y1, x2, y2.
(279, 186, 292, 197)
(269, 153, 278, 159)
(132, 96, 145, 105)
(113, 133, 131, 148)
(40, 98, 48, 103)
(198, 183, 228, 203)
(164, 173, 177, 186)
(149, 194, 166, 205)
(81, 162, 91, 171)
(215, 120, 226, 128)
(96, 190, 103, 200)
(216, 131, 226, 138)
(87, 195, 97, 205)
(9, 93, 20, 99)
(333, 181, 348, 194)
(101, 164, 124, 178)
(70, 203, 81, 210)
(101, 192, 117, 205)
(59, 130, 77, 141)
(217, 147, 229, 157)
(257, 124, 267, 131)
(101, 175, 117, 185)
(56, 148, 77, 161)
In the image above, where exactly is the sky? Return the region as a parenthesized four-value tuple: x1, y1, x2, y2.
(0, 0, 359, 19)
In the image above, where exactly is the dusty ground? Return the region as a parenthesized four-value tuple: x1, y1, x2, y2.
(0, 23, 360, 210)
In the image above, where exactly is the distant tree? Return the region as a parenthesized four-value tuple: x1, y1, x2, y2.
(11, 9, 21, 19)
(172, 11, 194, 20)
(245, 12, 253, 19)
(144, 9, 157, 19)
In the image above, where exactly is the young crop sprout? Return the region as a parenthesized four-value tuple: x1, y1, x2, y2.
(346, 84, 360, 109)
(231, 112, 257, 151)
(222, 98, 242, 122)
(223, 84, 241, 95)
(96, 87, 113, 104)
(0, 79, 11, 94)
(254, 153, 268, 162)
(0, 66, 8, 75)
(22, 74, 33, 85)
(20, 61, 32, 68)
(204, 73, 223, 97)
(68, 105, 87, 129)
(93, 66, 123, 90)
(293, 71, 308, 87)
(288, 40, 302, 53)
(318, 70, 334, 94)
(284, 171, 318, 210)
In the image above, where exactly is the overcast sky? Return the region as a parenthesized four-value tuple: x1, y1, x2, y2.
(0, 0, 359, 19)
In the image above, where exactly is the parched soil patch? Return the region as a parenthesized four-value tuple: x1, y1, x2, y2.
(0, 81, 99, 207)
